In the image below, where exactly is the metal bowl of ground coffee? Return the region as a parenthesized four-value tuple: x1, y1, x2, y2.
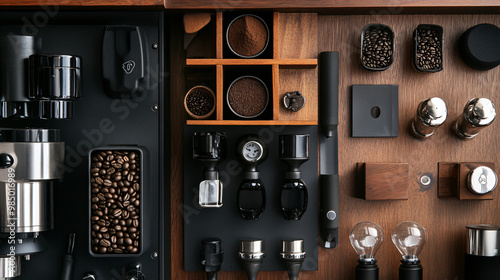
(226, 14, 269, 58)
(227, 75, 269, 118)
(184, 85, 216, 119)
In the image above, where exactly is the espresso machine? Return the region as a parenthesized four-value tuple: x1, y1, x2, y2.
(0, 128, 64, 279)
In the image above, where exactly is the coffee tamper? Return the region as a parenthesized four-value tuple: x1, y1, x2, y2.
(201, 238, 223, 280)
(193, 132, 227, 207)
(280, 240, 306, 280)
(454, 98, 496, 139)
(467, 166, 497, 195)
(411, 97, 447, 139)
(238, 240, 265, 280)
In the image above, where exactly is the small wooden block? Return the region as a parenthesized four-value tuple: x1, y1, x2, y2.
(438, 162, 459, 198)
(356, 163, 409, 200)
(438, 162, 495, 200)
(458, 163, 495, 200)
(184, 13, 211, 34)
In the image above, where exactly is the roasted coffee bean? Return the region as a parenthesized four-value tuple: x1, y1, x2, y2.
(100, 239, 111, 247)
(91, 149, 141, 254)
(362, 28, 393, 69)
(416, 28, 442, 70)
(113, 209, 122, 217)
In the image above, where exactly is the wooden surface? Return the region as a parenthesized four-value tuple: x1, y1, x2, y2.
(357, 162, 409, 200)
(438, 162, 459, 198)
(164, 0, 500, 11)
(185, 12, 318, 125)
(0, 0, 162, 7)
(183, 13, 211, 33)
(172, 13, 500, 280)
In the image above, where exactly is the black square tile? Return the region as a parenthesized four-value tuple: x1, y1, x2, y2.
(352, 85, 399, 137)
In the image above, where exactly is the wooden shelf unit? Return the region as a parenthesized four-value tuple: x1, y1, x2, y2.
(185, 12, 319, 126)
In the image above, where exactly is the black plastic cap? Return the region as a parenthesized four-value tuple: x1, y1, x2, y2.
(193, 132, 227, 160)
(201, 238, 224, 272)
(459, 23, 500, 71)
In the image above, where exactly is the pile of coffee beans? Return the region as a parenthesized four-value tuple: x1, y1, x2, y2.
(90, 150, 141, 254)
(416, 29, 442, 70)
(186, 89, 214, 117)
(362, 29, 393, 69)
(228, 77, 268, 118)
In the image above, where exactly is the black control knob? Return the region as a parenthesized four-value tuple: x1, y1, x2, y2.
(0, 154, 13, 168)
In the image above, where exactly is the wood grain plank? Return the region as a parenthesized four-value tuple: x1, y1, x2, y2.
(216, 12, 223, 59)
(279, 13, 318, 59)
(272, 64, 280, 120)
(186, 120, 318, 125)
(172, 13, 500, 280)
(273, 12, 280, 59)
(278, 67, 318, 122)
(164, 0, 500, 10)
(186, 58, 317, 66)
(216, 65, 223, 120)
(0, 0, 162, 6)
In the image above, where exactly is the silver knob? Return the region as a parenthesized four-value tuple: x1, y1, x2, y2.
(280, 239, 305, 260)
(455, 98, 496, 139)
(411, 97, 447, 138)
(467, 166, 497, 195)
(239, 240, 265, 260)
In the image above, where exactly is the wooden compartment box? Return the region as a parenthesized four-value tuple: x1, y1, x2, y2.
(185, 12, 318, 125)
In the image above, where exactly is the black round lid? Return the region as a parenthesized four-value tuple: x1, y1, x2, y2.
(460, 23, 500, 70)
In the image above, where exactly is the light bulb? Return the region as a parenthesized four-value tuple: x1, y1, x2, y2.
(350, 221, 384, 262)
(391, 221, 427, 261)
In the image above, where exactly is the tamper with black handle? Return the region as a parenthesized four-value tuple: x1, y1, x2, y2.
(238, 240, 265, 280)
(280, 240, 306, 280)
(201, 238, 223, 280)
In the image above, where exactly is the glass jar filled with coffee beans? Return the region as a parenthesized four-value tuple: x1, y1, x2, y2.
(90, 148, 142, 255)
(361, 23, 395, 71)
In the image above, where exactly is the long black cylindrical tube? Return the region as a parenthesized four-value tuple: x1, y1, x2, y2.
(0, 35, 36, 102)
(319, 51, 339, 138)
(320, 174, 339, 248)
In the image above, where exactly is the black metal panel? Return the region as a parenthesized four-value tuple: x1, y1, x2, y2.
(0, 11, 167, 280)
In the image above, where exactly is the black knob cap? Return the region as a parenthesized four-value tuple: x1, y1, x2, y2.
(0, 154, 14, 168)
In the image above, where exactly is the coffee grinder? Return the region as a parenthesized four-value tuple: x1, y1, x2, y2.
(0, 34, 81, 120)
(465, 224, 500, 280)
(0, 128, 65, 279)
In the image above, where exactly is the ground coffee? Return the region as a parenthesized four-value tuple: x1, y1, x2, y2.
(228, 77, 268, 117)
(227, 15, 268, 57)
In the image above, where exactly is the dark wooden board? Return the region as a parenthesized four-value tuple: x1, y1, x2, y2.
(171, 13, 500, 280)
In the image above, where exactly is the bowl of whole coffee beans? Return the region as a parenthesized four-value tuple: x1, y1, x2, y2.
(184, 86, 216, 119)
(361, 24, 395, 71)
(413, 24, 443, 72)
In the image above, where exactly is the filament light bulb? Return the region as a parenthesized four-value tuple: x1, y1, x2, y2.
(391, 221, 427, 261)
(350, 221, 384, 262)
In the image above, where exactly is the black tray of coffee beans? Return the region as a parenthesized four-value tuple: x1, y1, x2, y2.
(361, 23, 394, 71)
(89, 147, 143, 256)
(413, 24, 443, 72)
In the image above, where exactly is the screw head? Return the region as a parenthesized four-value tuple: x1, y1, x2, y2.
(152, 104, 159, 112)
(152, 43, 158, 49)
